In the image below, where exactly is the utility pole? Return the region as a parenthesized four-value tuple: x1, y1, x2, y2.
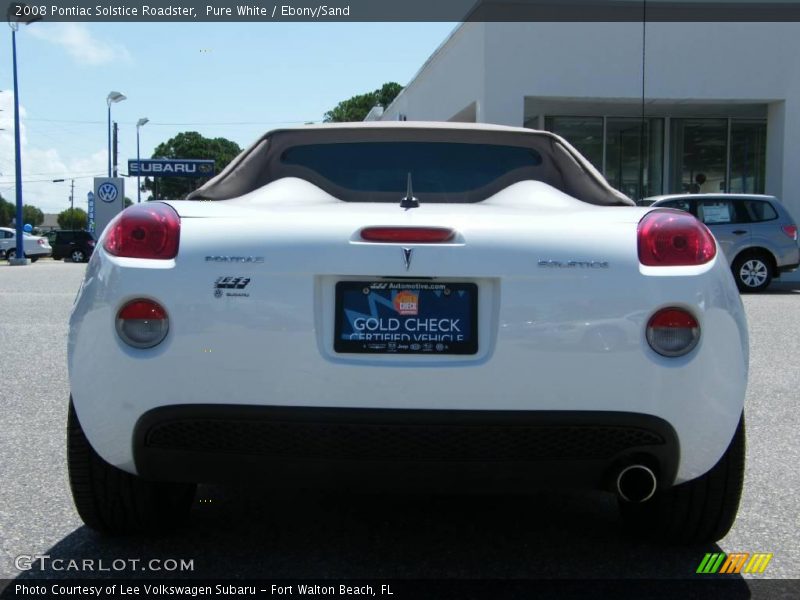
(52, 178, 76, 229)
(112, 121, 119, 178)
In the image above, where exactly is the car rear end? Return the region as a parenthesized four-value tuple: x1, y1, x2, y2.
(53, 230, 96, 262)
(69, 202, 746, 491)
(765, 198, 799, 274)
(66, 124, 748, 541)
(24, 234, 51, 259)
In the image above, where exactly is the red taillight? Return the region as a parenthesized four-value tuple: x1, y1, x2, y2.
(116, 299, 169, 349)
(103, 202, 180, 259)
(638, 210, 716, 266)
(87, 239, 96, 247)
(360, 227, 455, 243)
(646, 308, 700, 357)
(782, 224, 798, 241)
(118, 300, 167, 321)
(37, 238, 45, 246)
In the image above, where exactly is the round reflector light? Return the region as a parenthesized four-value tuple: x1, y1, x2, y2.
(646, 308, 700, 357)
(116, 299, 169, 349)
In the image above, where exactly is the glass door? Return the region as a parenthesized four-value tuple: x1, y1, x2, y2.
(605, 117, 664, 199)
(670, 119, 728, 194)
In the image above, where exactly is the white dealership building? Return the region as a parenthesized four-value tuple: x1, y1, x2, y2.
(377, 22, 800, 237)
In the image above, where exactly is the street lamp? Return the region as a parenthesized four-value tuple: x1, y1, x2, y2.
(106, 91, 126, 177)
(136, 117, 149, 203)
(7, 3, 41, 266)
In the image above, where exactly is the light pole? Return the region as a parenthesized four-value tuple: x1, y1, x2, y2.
(52, 178, 75, 229)
(7, 3, 40, 266)
(106, 91, 126, 177)
(136, 118, 149, 203)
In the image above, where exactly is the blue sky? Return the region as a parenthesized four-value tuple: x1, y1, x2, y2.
(0, 22, 455, 214)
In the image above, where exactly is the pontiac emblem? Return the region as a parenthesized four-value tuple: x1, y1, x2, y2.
(402, 247, 413, 271)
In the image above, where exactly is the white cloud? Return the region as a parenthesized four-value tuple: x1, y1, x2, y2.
(0, 91, 107, 215)
(28, 23, 131, 66)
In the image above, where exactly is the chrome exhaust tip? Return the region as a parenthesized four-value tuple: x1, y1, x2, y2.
(616, 464, 657, 503)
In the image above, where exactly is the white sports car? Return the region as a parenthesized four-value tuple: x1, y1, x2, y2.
(67, 123, 747, 543)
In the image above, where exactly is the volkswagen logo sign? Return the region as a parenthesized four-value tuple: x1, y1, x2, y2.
(97, 182, 119, 203)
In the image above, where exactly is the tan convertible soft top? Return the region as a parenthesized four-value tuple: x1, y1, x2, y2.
(187, 122, 634, 207)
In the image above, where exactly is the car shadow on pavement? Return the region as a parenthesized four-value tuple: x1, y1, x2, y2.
(762, 281, 800, 294)
(11, 486, 750, 595)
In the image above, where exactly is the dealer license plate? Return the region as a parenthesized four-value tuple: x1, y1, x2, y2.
(334, 281, 478, 355)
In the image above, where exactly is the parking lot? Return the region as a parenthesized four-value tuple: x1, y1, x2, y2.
(1, 260, 799, 584)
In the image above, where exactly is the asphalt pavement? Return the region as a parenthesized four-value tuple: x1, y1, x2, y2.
(1, 260, 798, 588)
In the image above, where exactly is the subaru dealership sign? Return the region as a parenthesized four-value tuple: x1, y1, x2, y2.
(87, 191, 95, 233)
(128, 159, 215, 178)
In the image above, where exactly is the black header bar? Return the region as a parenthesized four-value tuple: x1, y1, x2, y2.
(3, 1, 800, 23)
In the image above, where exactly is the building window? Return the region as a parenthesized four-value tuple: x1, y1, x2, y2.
(604, 118, 664, 199)
(670, 118, 766, 195)
(670, 118, 728, 194)
(729, 120, 767, 194)
(543, 114, 765, 199)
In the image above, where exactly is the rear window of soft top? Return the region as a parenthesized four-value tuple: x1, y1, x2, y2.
(279, 141, 543, 201)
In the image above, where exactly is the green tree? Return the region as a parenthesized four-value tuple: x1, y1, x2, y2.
(124, 197, 134, 208)
(324, 82, 403, 122)
(142, 132, 242, 200)
(1, 198, 45, 227)
(57, 208, 88, 230)
(0, 195, 13, 227)
(22, 204, 44, 227)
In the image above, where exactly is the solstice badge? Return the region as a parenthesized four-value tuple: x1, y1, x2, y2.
(393, 290, 419, 316)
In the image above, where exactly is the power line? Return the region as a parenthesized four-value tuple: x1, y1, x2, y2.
(0, 169, 100, 178)
(0, 173, 103, 185)
(20, 117, 320, 126)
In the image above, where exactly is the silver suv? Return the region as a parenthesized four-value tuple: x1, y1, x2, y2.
(647, 194, 799, 292)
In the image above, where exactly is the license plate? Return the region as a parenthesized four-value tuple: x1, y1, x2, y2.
(334, 281, 478, 355)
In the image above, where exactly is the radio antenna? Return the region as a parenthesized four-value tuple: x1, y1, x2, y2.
(400, 172, 419, 209)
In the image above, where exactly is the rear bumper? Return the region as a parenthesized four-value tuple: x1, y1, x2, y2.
(26, 246, 51, 256)
(3, 248, 50, 258)
(133, 405, 679, 493)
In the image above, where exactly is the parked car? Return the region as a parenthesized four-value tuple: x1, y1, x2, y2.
(647, 194, 799, 292)
(51, 230, 96, 263)
(67, 123, 747, 544)
(0, 227, 52, 262)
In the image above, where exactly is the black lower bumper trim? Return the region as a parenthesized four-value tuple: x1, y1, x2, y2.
(133, 406, 679, 492)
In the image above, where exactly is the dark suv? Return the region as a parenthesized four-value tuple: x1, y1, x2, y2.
(51, 230, 96, 263)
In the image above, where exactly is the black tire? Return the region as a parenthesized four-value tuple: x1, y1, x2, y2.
(5, 248, 16, 261)
(67, 399, 196, 535)
(619, 414, 745, 545)
(30, 257, 39, 263)
(732, 251, 773, 292)
(70, 249, 86, 263)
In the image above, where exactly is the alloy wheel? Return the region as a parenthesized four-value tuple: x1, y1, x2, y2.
(739, 259, 768, 288)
